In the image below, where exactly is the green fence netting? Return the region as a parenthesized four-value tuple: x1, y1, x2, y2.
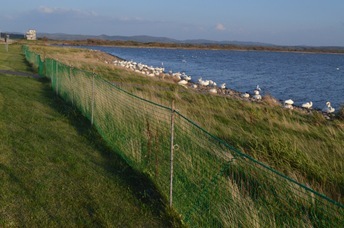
(23, 46, 344, 227)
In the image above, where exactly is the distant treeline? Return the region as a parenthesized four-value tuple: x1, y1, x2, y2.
(0, 33, 25, 40)
(43, 38, 344, 54)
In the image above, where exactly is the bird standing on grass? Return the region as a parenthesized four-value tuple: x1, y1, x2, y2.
(322, 101, 335, 113)
(253, 90, 262, 100)
(284, 99, 294, 109)
(241, 92, 250, 98)
(302, 101, 313, 109)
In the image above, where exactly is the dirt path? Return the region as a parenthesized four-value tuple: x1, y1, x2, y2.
(0, 70, 41, 79)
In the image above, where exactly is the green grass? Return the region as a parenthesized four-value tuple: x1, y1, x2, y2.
(72, 57, 343, 201)
(97, 62, 344, 202)
(26, 44, 344, 226)
(0, 44, 181, 226)
(29, 44, 344, 201)
(0, 44, 33, 72)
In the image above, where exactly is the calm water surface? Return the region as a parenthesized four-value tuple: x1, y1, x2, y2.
(87, 46, 344, 110)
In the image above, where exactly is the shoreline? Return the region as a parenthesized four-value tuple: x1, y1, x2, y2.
(56, 41, 344, 55)
(106, 55, 342, 119)
(49, 43, 343, 117)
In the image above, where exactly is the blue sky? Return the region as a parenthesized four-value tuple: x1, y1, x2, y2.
(1, 0, 343, 46)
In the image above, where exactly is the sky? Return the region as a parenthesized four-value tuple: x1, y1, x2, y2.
(1, 0, 344, 46)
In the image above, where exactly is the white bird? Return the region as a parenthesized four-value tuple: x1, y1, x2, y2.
(284, 99, 294, 109)
(322, 101, 335, 113)
(220, 83, 226, 89)
(208, 80, 216, 87)
(181, 73, 192, 81)
(254, 85, 261, 92)
(198, 78, 210, 86)
(253, 92, 262, 100)
(253, 85, 262, 97)
(173, 72, 182, 80)
(200, 80, 210, 86)
(209, 88, 217, 94)
(178, 80, 188, 85)
(284, 99, 294, 105)
(301, 101, 313, 109)
(191, 84, 198, 89)
(284, 104, 293, 109)
(241, 92, 250, 98)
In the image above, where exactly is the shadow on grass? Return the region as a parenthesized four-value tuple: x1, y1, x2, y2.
(0, 163, 62, 225)
(23, 58, 36, 73)
(39, 78, 183, 227)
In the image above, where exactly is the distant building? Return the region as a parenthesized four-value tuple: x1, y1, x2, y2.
(26, 29, 37, 40)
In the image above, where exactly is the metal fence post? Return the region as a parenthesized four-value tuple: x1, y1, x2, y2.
(70, 66, 74, 106)
(91, 73, 95, 126)
(169, 100, 175, 207)
(50, 59, 54, 86)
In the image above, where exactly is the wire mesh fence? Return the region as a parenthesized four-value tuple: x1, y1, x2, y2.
(23, 46, 344, 227)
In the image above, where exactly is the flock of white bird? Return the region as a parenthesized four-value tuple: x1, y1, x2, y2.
(280, 97, 336, 113)
(284, 99, 335, 113)
(113, 60, 165, 77)
(110, 59, 336, 114)
(239, 85, 335, 113)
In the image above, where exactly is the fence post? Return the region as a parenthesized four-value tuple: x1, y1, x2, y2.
(91, 73, 95, 125)
(37, 55, 43, 76)
(5, 35, 8, 52)
(70, 65, 74, 106)
(51, 59, 54, 87)
(56, 60, 59, 95)
(169, 100, 175, 208)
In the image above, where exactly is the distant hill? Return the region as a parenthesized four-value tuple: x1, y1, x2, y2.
(38, 33, 178, 43)
(37, 32, 274, 47)
(3, 31, 344, 51)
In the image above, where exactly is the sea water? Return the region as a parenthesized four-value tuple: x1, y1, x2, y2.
(85, 46, 344, 110)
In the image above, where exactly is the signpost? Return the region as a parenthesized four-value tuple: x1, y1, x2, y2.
(4, 34, 9, 52)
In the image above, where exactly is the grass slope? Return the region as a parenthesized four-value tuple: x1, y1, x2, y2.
(27, 43, 344, 204)
(0, 45, 180, 226)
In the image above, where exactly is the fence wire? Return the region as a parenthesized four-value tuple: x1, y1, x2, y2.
(23, 46, 344, 227)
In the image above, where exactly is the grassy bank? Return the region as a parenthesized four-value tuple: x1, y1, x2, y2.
(0, 44, 180, 226)
(28, 43, 344, 205)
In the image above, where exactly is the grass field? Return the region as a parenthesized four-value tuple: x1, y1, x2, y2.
(27, 43, 344, 203)
(0, 44, 181, 226)
(20, 42, 344, 226)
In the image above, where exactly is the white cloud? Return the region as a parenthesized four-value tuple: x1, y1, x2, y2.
(37, 6, 97, 17)
(38, 6, 56, 14)
(118, 16, 145, 22)
(37, 6, 71, 14)
(215, 23, 226, 31)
